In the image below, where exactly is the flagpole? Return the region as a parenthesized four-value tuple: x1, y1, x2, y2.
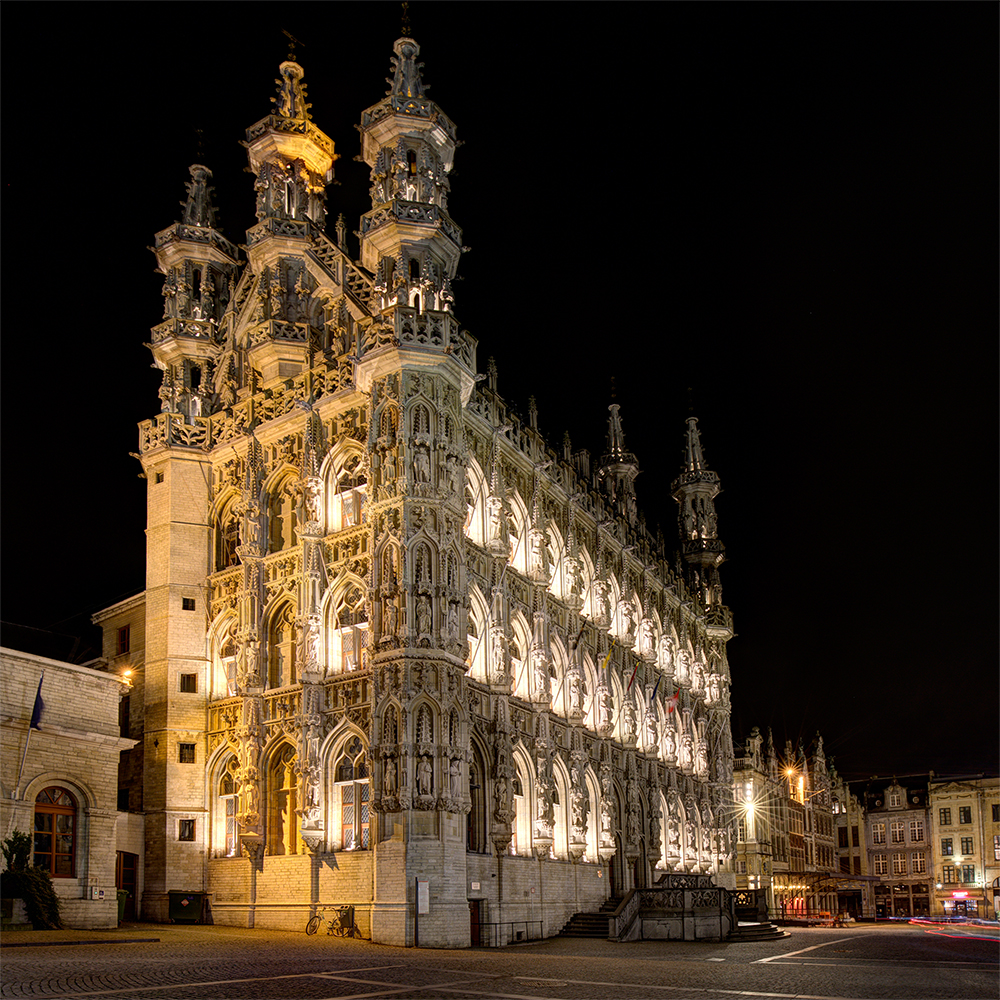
(14, 728, 34, 799)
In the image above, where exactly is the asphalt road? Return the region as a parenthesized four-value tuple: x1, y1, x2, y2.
(2, 923, 997, 999)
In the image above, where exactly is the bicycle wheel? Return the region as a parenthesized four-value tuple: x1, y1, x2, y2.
(306, 915, 321, 935)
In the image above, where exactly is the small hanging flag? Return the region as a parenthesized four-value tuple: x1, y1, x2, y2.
(626, 658, 640, 692)
(650, 675, 662, 706)
(29, 674, 45, 730)
(666, 689, 680, 714)
(600, 639, 616, 671)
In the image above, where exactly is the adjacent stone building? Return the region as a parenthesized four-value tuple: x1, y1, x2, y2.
(0, 647, 139, 928)
(861, 776, 931, 919)
(93, 34, 738, 946)
(928, 775, 1000, 919)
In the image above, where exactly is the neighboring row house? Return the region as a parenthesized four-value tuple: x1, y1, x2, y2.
(92, 33, 739, 946)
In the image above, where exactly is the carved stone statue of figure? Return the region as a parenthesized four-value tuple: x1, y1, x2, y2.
(622, 697, 637, 741)
(413, 446, 431, 483)
(684, 819, 696, 855)
(416, 594, 431, 637)
(675, 650, 691, 686)
(593, 580, 611, 625)
(600, 797, 613, 834)
(667, 814, 680, 851)
(565, 557, 583, 602)
(618, 600, 636, 644)
(664, 722, 677, 761)
(692, 661, 705, 693)
(417, 756, 432, 796)
(449, 758, 461, 799)
(384, 596, 398, 637)
(638, 618, 656, 660)
(680, 734, 693, 770)
(571, 786, 587, 828)
(383, 757, 397, 796)
(702, 825, 712, 854)
(568, 670, 583, 715)
(528, 529, 548, 580)
(707, 674, 721, 704)
(489, 625, 506, 677)
(446, 602, 459, 640)
(696, 741, 709, 777)
(382, 448, 396, 482)
(531, 648, 550, 701)
(644, 705, 658, 750)
(303, 478, 322, 525)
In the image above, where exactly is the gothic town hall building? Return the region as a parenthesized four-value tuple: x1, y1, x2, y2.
(99, 35, 737, 947)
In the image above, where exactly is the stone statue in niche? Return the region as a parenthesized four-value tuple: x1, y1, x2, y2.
(449, 758, 461, 799)
(675, 650, 691, 686)
(593, 580, 611, 626)
(383, 757, 397, 796)
(622, 696, 637, 741)
(416, 594, 431, 637)
(446, 602, 459, 640)
(384, 596, 399, 637)
(528, 530, 547, 579)
(568, 671, 583, 715)
(413, 445, 431, 483)
(638, 618, 656, 660)
(618, 600, 637, 644)
(417, 756, 432, 796)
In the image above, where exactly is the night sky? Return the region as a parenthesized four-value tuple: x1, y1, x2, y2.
(3, 4, 995, 781)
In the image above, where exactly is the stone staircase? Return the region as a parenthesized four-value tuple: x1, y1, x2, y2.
(728, 920, 789, 941)
(558, 897, 620, 938)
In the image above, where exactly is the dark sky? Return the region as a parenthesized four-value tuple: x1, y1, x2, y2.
(3, 4, 996, 781)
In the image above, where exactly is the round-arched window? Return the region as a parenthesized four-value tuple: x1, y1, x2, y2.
(34, 787, 76, 877)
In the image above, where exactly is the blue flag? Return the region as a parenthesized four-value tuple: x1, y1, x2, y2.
(29, 674, 44, 729)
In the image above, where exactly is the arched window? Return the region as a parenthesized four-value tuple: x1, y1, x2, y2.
(215, 502, 239, 571)
(334, 737, 370, 850)
(329, 586, 368, 674)
(216, 629, 237, 698)
(268, 479, 296, 553)
(34, 787, 76, 877)
(467, 746, 487, 853)
(217, 758, 240, 857)
(331, 455, 366, 532)
(267, 744, 303, 855)
(407, 149, 417, 176)
(268, 605, 297, 688)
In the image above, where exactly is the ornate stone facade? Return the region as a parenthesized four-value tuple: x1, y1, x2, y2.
(114, 34, 736, 947)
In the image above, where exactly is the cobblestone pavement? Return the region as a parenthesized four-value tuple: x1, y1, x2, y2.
(1, 923, 997, 999)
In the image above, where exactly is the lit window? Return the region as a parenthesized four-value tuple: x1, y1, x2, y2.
(889, 791, 901, 808)
(961, 864, 975, 883)
(942, 865, 956, 883)
(993, 834, 1000, 861)
(959, 806, 972, 824)
(912, 852, 926, 874)
(909, 820, 923, 842)
(334, 738, 370, 851)
(960, 837, 974, 855)
(891, 853, 907, 876)
(33, 788, 76, 877)
(939, 808, 952, 826)
(218, 759, 239, 857)
(890, 821, 905, 844)
(874, 855, 888, 875)
(873, 822, 886, 845)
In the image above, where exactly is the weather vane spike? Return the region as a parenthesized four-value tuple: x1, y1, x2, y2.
(401, 1, 411, 38)
(281, 28, 305, 62)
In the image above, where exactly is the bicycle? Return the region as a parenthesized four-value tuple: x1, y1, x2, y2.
(305, 905, 361, 937)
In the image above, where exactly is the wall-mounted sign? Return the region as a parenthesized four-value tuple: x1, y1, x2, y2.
(417, 878, 430, 914)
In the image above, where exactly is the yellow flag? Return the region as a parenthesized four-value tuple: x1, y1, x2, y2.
(600, 639, 616, 671)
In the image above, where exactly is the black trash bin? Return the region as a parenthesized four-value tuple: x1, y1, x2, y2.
(168, 891, 205, 924)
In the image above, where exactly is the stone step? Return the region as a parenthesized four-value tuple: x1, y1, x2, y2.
(728, 921, 788, 941)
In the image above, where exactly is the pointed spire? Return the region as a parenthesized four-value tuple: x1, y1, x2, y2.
(601, 404, 638, 468)
(272, 59, 312, 120)
(180, 164, 218, 229)
(386, 36, 426, 100)
(683, 416, 708, 473)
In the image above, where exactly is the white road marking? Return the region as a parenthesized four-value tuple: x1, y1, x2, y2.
(754, 935, 858, 963)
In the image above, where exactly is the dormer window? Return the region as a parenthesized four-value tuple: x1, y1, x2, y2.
(889, 789, 902, 808)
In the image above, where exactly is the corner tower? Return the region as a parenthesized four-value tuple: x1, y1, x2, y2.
(356, 34, 478, 948)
